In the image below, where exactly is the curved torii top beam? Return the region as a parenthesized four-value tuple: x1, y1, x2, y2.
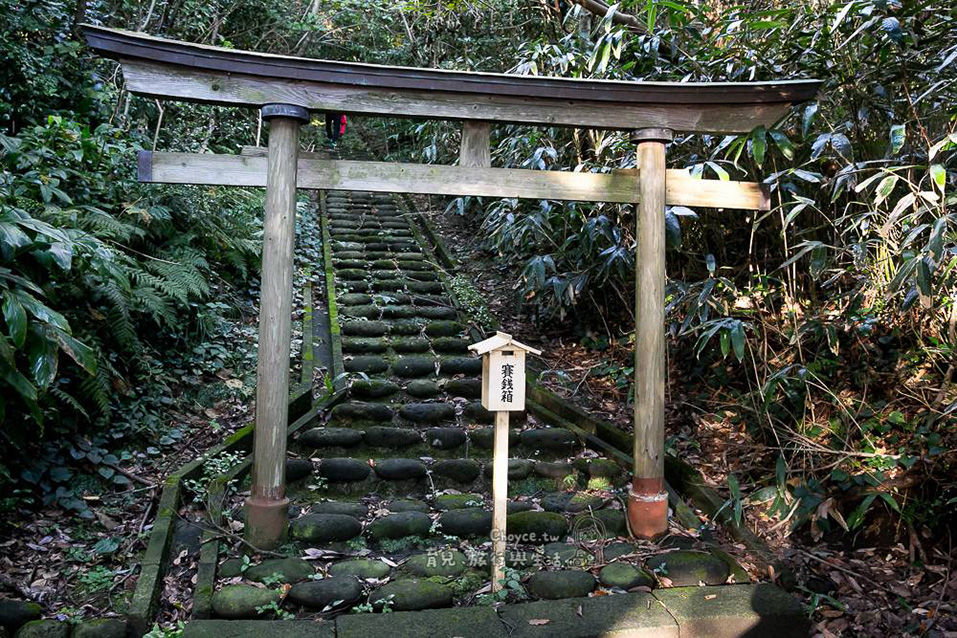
(82, 26, 819, 133)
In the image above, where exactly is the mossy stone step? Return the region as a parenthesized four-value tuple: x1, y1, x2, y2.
(415, 307, 457, 320)
(406, 550, 468, 578)
(333, 402, 394, 422)
(424, 321, 464, 337)
(369, 579, 452, 612)
(310, 501, 369, 519)
(341, 321, 389, 337)
(471, 428, 519, 450)
(443, 378, 481, 398)
(363, 426, 422, 448)
(15, 619, 70, 637)
(341, 305, 381, 319)
(290, 514, 362, 543)
(430, 459, 481, 483)
(543, 543, 594, 569)
(519, 428, 579, 451)
(434, 493, 484, 510)
(338, 293, 373, 305)
(389, 319, 427, 335)
(573, 509, 626, 538)
(329, 559, 391, 580)
(288, 577, 363, 610)
(343, 356, 389, 374)
(405, 380, 442, 398)
(437, 508, 492, 537)
(390, 337, 430, 352)
(407, 281, 444, 294)
(430, 337, 470, 354)
(245, 558, 315, 584)
(527, 571, 596, 600)
(599, 563, 655, 590)
(602, 542, 639, 562)
(463, 403, 494, 423)
(424, 427, 466, 449)
(506, 511, 568, 544)
(319, 458, 372, 482)
(71, 619, 128, 638)
(385, 498, 430, 513)
(439, 357, 482, 375)
(381, 306, 420, 320)
(542, 492, 604, 514)
(645, 550, 730, 586)
(534, 461, 576, 479)
(393, 357, 437, 378)
(286, 458, 314, 482)
(399, 403, 455, 424)
(342, 338, 388, 354)
(367, 512, 431, 540)
(210, 585, 280, 619)
(374, 459, 428, 480)
(299, 428, 364, 448)
(350, 380, 400, 399)
(483, 458, 534, 480)
(0, 599, 41, 631)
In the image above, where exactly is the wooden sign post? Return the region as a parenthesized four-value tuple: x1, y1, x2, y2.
(469, 332, 541, 592)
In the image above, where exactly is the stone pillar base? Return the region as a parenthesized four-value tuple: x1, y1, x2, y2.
(628, 477, 668, 540)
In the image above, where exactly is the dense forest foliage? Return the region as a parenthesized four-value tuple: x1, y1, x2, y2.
(1, 0, 955, 542)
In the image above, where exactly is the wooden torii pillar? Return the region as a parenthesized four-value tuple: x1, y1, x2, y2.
(83, 25, 819, 548)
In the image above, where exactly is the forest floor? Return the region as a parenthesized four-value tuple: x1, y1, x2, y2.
(419, 199, 957, 638)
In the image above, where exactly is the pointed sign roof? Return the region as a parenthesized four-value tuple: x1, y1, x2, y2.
(469, 331, 542, 356)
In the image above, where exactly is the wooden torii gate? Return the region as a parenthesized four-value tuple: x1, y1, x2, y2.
(84, 26, 819, 549)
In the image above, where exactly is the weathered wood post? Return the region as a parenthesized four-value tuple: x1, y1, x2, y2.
(469, 332, 540, 591)
(459, 121, 492, 168)
(245, 103, 310, 550)
(628, 127, 673, 540)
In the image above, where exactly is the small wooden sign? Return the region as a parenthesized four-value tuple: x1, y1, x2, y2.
(469, 331, 541, 591)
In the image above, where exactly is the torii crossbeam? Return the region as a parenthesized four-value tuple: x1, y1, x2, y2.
(84, 25, 819, 548)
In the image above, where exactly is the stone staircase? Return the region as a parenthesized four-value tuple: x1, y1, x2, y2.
(200, 186, 807, 636)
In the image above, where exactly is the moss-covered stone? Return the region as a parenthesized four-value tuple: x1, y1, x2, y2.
(341, 305, 380, 319)
(507, 511, 568, 544)
(384, 499, 430, 513)
(350, 380, 399, 399)
(389, 319, 426, 336)
(288, 577, 362, 610)
(374, 459, 428, 480)
(709, 549, 751, 584)
(424, 427, 466, 449)
(483, 458, 534, 480)
(599, 563, 655, 590)
(602, 542, 640, 562)
(406, 550, 468, 578)
(14, 620, 69, 638)
(405, 380, 441, 398)
(318, 458, 371, 482)
(430, 459, 481, 483)
(585, 459, 622, 479)
(210, 585, 280, 619)
(369, 580, 452, 611)
(542, 492, 603, 514)
(218, 558, 245, 579)
(367, 512, 431, 540)
(446, 379, 486, 403)
(415, 307, 457, 320)
(471, 428, 518, 449)
(381, 306, 418, 319)
(245, 558, 315, 584)
(341, 338, 388, 354)
(338, 293, 373, 305)
(572, 509, 626, 538)
(390, 337, 431, 353)
(299, 428, 364, 448)
(343, 356, 389, 374)
(310, 501, 369, 519)
(363, 426, 422, 448)
(286, 458, 314, 482)
(341, 321, 389, 337)
(507, 501, 536, 515)
(399, 403, 455, 424)
(0, 598, 41, 630)
(71, 619, 127, 638)
(332, 402, 394, 422)
(393, 357, 436, 378)
(407, 282, 444, 294)
(424, 321, 464, 337)
(519, 428, 578, 451)
(543, 542, 594, 569)
(645, 550, 729, 586)
(429, 337, 469, 354)
(329, 559, 391, 580)
(527, 571, 596, 600)
(437, 508, 492, 538)
(290, 514, 362, 543)
(440, 357, 482, 375)
(434, 494, 484, 510)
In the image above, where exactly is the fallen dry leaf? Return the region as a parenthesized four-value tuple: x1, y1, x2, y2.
(528, 619, 550, 626)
